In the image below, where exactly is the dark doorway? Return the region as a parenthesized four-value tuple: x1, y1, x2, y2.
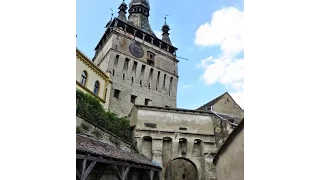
(165, 158, 198, 180)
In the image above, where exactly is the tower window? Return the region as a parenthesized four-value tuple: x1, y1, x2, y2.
(80, 71, 87, 86)
(163, 74, 167, 90)
(140, 80, 142, 86)
(131, 77, 134, 85)
(147, 51, 155, 66)
(123, 73, 125, 80)
(131, 95, 137, 104)
(93, 81, 100, 95)
(169, 77, 173, 96)
(112, 69, 115, 76)
(114, 89, 121, 99)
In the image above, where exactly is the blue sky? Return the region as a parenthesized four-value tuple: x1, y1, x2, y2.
(76, 0, 244, 109)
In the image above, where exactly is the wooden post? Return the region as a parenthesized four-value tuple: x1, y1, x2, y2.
(76, 157, 97, 180)
(82, 161, 97, 180)
(113, 165, 131, 180)
(146, 169, 155, 180)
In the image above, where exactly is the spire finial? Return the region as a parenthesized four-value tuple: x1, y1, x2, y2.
(164, 14, 169, 24)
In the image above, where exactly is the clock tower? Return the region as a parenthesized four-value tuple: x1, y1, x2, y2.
(92, 0, 178, 117)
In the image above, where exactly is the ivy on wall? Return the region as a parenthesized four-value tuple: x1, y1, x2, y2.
(76, 89, 130, 140)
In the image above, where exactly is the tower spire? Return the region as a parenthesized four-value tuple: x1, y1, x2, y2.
(127, 0, 155, 35)
(162, 14, 172, 45)
(117, 0, 128, 22)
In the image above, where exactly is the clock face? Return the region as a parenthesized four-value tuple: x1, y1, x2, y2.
(129, 42, 144, 58)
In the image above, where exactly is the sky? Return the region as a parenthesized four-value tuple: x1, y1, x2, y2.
(76, 0, 244, 110)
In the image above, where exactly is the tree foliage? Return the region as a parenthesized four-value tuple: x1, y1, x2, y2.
(76, 89, 130, 140)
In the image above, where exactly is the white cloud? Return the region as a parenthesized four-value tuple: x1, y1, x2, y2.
(154, 30, 162, 39)
(195, 7, 244, 57)
(195, 7, 244, 108)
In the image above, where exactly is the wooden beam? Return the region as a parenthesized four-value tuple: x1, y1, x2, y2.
(123, 166, 130, 180)
(112, 165, 131, 180)
(77, 154, 162, 172)
(81, 158, 87, 178)
(146, 169, 155, 180)
(81, 161, 97, 180)
(113, 165, 122, 180)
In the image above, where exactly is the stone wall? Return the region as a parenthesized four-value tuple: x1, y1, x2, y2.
(129, 107, 230, 180)
(94, 30, 178, 117)
(76, 116, 134, 152)
(215, 125, 244, 180)
(213, 93, 244, 120)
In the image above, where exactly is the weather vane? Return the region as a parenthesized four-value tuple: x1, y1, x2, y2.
(165, 14, 169, 23)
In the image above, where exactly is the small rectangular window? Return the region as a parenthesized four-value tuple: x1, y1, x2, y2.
(114, 89, 121, 99)
(144, 123, 157, 128)
(179, 127, 187, 131)
(131, 95, 137, 104)
(145, 98, 151, 106)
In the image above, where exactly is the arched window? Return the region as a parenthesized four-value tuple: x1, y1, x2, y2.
(80, 71, 87, 86)
(93, 81, 100, 95)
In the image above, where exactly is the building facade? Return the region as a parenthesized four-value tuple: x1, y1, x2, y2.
(213, 120, 244, 180)
(92, 0, 178, 117)
(197, 92, 244, 123)
(76, 0, 244, 179)
(76, 48, 112, 110)
(128, 105, 233, 180)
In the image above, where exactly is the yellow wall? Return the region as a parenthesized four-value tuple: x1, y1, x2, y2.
(76, 48, 112, 110)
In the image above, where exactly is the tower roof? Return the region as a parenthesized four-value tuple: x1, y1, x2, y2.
(117, 0, 128, 22)
(127, 0, 155, 36)
(129, 0, 150, 10)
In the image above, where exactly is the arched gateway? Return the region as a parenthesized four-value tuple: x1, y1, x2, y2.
(164, 158, 198, 180)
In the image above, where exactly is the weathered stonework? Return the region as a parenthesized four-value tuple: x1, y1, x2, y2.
(128, 106, 231, 180)
(213, 120, 244, 180)
(78, 0, 245, 179)
(197, 92, 244, 121)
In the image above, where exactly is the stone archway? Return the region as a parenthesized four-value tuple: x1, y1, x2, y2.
(164, 158, 198, 180)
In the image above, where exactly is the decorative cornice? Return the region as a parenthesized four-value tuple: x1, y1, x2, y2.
(76, 48, 112, 83)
